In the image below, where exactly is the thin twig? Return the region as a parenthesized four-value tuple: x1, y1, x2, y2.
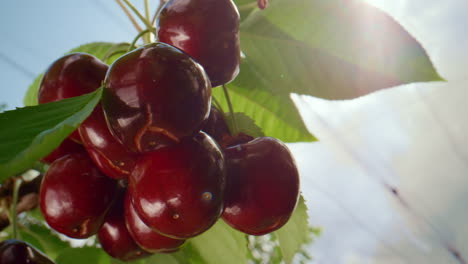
(122, 0, 155, 34)
(11, 178, 22, 239)
(222, 85, 239, 134)
(151, 0, 169, 25)
(115, 0, 143, 32)
(144, 0, 153, 42)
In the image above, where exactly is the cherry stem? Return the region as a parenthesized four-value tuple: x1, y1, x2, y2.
(152, 0, 168, 25)
(212, 96, 233, 134)
(144, 0, 153, 43)
(128, 28, 156, 52)
(237, 2, 257, 11)
(212, 96, 224, 113)
(122, 0, 156, 42)
(11, 178, 22, 239)
(115, 0, 143, 33)
(222, 85, 239, 134)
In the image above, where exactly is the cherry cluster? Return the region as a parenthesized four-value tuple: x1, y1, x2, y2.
(36, 0, 299, 261)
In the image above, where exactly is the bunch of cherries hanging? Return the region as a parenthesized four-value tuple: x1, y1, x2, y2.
(34, 0, 299, 261)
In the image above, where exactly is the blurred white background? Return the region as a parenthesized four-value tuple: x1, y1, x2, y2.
(292, 0, 468, 263)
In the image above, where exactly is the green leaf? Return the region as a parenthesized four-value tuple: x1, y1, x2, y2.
(227, 112, 265, 138)
(23, 42, 127, 107)
(23, 74, 43, 106)
(20, 221, 69, 259)
(274, 195, 310, 263)
(109, 221, 245, 264)
(0, 88, 102, 181)
(240, 0, 442, 100)
(224, 0, 443, 143)
(213, 87, 315, 142)
(67, 42, 129, 64)
(187, 220, 249, 264)
(55, 247, 111, 264)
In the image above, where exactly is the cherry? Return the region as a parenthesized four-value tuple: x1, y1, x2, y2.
(102, 43, 211, 153)
(40, 152, 117, 239)
(79, 104, 137, 179)
(98, 191, 150, 261)
(124, 191, 185, 253)
(38, 53, 108, 143)
(41, 138, 84, 164)
(157, 0, 240, 87)
(222, 137, 300, 235)
(220, 132, 254, 149)
(200, 106, 230, 143)
(0, 239, 54, 264)
(129, 132, 225, 239)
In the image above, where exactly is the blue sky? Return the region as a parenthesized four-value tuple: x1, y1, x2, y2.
(0, 0, 141, 109)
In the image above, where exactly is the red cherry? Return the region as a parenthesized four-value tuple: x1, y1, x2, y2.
(40, 153, 117, 239)
(220, 132, 254, 149)
(41, 138, 83, 164)
(157, 0, 240, 87)
(98, 191, 151, 261)
(124, 191, 185, 253)
(222, 137, 300, 235)
(79, 104, 138, 179)
(129, 132, 225, 239)
(102, 43, 211, 152)
(38, 53, 108, 143)
(200, 106, 230, 143)
(0, 239, 54, 264)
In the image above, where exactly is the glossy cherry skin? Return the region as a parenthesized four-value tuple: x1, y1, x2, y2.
(200, 106, 230, 143)
(222, 137, 300, 235)
(38, 53, 108, 143)
(98, 191, 151, 261)
(0, 239, 54, 264)
(124, 191, 185, 252)
(129, 132, 225, 239)
(102, 43, 211, 153)
(157, 0, 240, 87)
(79, 104, 138, 179)
(40, 153, 118, 239)
(41, 138, 84, 164)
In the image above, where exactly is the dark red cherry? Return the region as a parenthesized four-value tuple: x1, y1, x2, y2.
(98, 191, 151, 261)
(157, 0, 240, 87)
(222, 137, 300, 235)
(38, 53, 108, 143)
(0, 239, 54, 264)
(201, 106, 230, 143)
(129, 132, 225, 239)
(124, 191, 185, 252)
(79, 104, 138, 179)
(40, 153, 118, 238)
(41, 138, 84, 164)
(220, 132, 254, 149)
(102, 43, 211, 153)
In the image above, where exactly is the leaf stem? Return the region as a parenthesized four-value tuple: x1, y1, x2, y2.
(11, 178, 22, 239)
(128, 29, 155, 52)
(122, 0, 156, 40)
(222, 85, 239, 134)
(115, 0, 143, 33)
